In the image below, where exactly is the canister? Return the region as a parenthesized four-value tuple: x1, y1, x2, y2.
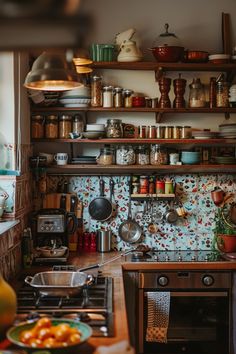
(31, 115, 44, 139)
(97, 230, 112, 252)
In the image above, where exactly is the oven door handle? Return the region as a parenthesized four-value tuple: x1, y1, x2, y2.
(145, 291, 228, 297)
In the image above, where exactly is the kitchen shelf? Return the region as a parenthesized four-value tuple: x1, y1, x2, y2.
(45, 164, 236, 176)
(131, 193, 175, 201)
(31, 138, 236, 145)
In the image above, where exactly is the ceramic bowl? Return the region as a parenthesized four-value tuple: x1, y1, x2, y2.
(181, 151, 200, 164)
(37, 246, 68, 258)
(82, 131, 105, 139)
(39, 152, 54, 165)
(86, 124, 105, 132)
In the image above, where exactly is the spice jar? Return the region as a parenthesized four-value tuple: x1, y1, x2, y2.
(147, 125, 156, 139)
(116, 145, 135, 165)
(123, 89, 133, 108)
(140, 176, 149, 194)
(103, 86, 113, 108)
(150, 144, 168, 165)
(181, 126, 192, 138)
(106, 119, 123, 138)
(96, 147, 115, 165)
(72, 114, 84, 134)
(31, 115, 44, 138)
(113, 87, 123, 108)
(91, 75, 102, 107)
(136, 145, 150, 165)
(59, 115, 72, 138)
(189, 78, 206, 108)
(45, 115, 58, 138)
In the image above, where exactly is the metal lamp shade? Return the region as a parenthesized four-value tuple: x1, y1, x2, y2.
(73, 48, 93, 65)
(24, 52, 83, 91)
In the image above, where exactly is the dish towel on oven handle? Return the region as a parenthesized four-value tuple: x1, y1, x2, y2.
(146, 291, 170, 343)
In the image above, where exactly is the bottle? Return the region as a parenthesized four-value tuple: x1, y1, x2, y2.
(216, 75, 229, 108)
(91, 75, 102, 107)
(209, 77, 217, 108)
(0, 274, 17, 338)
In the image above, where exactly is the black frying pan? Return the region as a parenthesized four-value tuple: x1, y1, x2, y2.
(88, 178, 113, 221)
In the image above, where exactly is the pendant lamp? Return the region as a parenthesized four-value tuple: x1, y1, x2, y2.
(24, 52, 83, 91)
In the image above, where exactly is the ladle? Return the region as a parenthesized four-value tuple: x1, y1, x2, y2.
(147, 201, 159, 234)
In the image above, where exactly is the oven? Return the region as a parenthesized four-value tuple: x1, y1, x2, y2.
(138, 270, 232, 354)
(14, 266, 114, 338)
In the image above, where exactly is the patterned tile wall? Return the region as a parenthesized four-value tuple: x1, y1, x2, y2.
(47, 174, 236, 251)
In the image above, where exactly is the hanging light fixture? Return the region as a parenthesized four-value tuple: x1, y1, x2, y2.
(24, 51, 83, 91)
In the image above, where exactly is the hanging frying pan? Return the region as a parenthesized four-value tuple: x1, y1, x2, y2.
(88, 178, 113, 222)
(118, 177, 142, 243)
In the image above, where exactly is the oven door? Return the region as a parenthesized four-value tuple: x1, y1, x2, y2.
(138, 289, 231, 354)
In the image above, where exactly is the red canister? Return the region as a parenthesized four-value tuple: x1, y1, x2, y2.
(140, 176, 149, 194)
(132, 96, 146, 107)
(156, 180, 165, 194)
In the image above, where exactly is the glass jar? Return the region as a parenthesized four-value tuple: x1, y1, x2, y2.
(96, 147, 115, 165)
(91, 75, 102, 107)
(103, 86, 113, 108)
(181, 126, 192, 138)
(150, 144, 168, 165)
(113, 87, 123, 108)
(106, 118, 123, 138)
(123, 89, 133, 108)
(31, 115, 44, 139)
(116, 145, 135, 165)
(45, 115, 58, 138)
(136, 145, 150, 165)
(189, 78, 206, 108)
(59, 115, 72, 138)
(72, 114, 84, 134)
(216, 77, 229, 108)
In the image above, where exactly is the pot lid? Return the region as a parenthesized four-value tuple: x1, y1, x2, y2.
(154, 23, 182, 47)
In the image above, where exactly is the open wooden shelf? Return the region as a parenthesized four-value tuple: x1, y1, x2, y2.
(131, 193, 175, 200)
(45, 164, 236, 175)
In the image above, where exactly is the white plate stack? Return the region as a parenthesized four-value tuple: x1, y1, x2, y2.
(59, 86, 91, 107)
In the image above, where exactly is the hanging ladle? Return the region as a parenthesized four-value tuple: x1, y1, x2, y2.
(147, 200, 159, 234)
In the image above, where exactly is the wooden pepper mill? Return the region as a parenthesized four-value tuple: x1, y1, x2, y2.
(173, 73, 186, 108)
(158, 77, 172, 108)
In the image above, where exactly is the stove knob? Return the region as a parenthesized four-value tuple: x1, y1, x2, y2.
(158, 275, 169, 287)
(202, 275, 214, 286)
(178, 255, 182, 262)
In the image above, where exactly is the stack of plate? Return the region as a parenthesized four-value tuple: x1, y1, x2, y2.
(229, 84, 236, 107)
(219, 123, 236, 138)
(59, 86, 91, 107)
(192, 130, 219, 139)
(83, 124, 105, 139)
(214, 156, 236, 164)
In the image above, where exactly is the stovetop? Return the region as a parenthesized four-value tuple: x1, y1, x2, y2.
(15, 272, 114, 337)
(125, 250, 224, 263)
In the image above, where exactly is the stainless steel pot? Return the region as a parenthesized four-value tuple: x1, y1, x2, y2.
(25, 271, 93, 297)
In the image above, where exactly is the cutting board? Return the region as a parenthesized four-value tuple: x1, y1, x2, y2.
(43, 193, 77, 212)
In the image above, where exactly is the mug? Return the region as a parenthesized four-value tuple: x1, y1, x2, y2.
(54, 153, 68, 166)
(169, 153, 180, 165)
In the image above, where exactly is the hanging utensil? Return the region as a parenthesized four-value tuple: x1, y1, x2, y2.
(88, 177, 113, 222)
(147, 199, 159, 234)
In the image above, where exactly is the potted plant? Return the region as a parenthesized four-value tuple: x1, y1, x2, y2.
(213, 207, 236, 253)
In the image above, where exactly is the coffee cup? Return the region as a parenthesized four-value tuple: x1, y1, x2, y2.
(169, 153, 180, 165)
(54, 153, 68, 166)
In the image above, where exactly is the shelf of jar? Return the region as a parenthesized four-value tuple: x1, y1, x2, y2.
(91, 61, 236, 72)
(45, 164, 236, 175)
(31, 106, 236, 114)
(31, 138, 236, 145)
(131, 193, 175, 200)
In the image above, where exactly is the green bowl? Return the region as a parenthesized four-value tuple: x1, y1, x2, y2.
(7, 318, 92, 354)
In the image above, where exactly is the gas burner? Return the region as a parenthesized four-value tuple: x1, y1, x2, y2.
(131, 251, 152, 262)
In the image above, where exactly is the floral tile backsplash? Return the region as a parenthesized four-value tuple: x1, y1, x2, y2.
(47, 173, 236, 251)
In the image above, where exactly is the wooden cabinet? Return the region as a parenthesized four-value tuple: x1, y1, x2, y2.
(31, 61, 236, 175)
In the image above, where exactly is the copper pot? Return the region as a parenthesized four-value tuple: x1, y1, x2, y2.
(183, 50, 209, 63)
(149, 45, 184, 62)
(211, 188, 225, 206)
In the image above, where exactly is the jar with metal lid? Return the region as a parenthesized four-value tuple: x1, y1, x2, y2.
(150, 144, 168, 165)
(113, 87, 123, 108)
(72, 114, 84, 134)
(59, 115, 72, 138)
(173, 126, 181, 139)
(136, 145, 150, 165)
(216, 76, 229, 108)
(31, 115, 44, 139)
(106, 118, 123, 138)
(96, 146, 115, 165)
(189, 78, 206, 108)
(181, 126, 192, 138)
(116, 145, 135, 165)
(164, 126, 173, 139)
(45, 115, 58, 138)
(123, 89, 133, 108)
(140, 176, 149, 194)
(147, 125, 156, 139)
(91, 75, 102, 107)
(103, 86, 113, 108)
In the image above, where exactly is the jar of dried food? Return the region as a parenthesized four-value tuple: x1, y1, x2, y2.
(116, 145, 135, 165)
(150, 144, 168, 165)
(106, 118, 123, 138)
(45, 115, 58, 138)
(136, 145, 150, 165)
(103, 86, 113, 108)
(113, 87, 123, 108)
(96, 147, 115, 165)
(59, 115, 72, 138)
(189, 78, 206, 108)
(31, 115, 44, 139)
(181, 126, 192, 138)
(91, 75, 102, 107)
(123, 89, 133, 108)
(72, 114, 84, 134)
(216, 77, 229, 108)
